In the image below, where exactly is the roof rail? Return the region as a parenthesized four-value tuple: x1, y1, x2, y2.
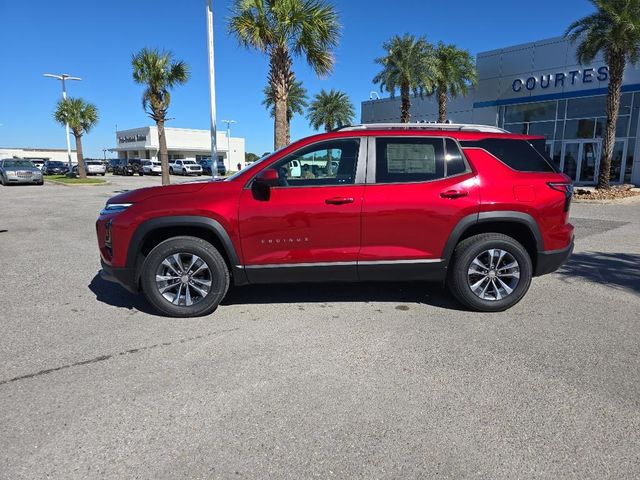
(337, 123, 509, 134)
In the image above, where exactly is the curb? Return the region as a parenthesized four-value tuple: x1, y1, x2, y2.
(45, 179, 110, 187)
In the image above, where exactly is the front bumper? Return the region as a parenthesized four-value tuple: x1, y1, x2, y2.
(534, 238, 574, 276)
(100, 259, 138, 293)
(5, 176, 42, 184)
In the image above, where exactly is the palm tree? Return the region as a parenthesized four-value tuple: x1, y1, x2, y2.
(431, 42, 477, 123)
(131, 48, 189, 185)
(53, 98, 99, 179)
(263, 79, 308, 144)
(229, 0, 340, 149)
(307, 89, 355, 131)
(566, 0, 640, 189)
(373, 34, 434, 123)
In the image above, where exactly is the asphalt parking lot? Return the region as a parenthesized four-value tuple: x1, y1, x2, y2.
(1, 175, 639, 479)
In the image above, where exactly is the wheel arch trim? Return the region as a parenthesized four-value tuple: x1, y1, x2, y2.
(126, 216, 246, 284)
(442, 211, 543, 265)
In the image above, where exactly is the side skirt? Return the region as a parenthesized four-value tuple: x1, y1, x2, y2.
(240, 260, 446, 285)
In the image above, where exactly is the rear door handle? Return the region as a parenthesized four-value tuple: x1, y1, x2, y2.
(440, 190, 468, 199)
(325, 197, 355, 205)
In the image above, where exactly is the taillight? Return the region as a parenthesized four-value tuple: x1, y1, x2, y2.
(547, 182, 573, 212)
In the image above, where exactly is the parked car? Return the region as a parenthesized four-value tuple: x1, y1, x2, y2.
(97, 123, 574, 317)
(142, 160, 162, 175)
(30, 159, 45, 171)
(72, 160, 107, 176)
(113, 158, 144, 176)
(169, 159, 203, 176)
(0, 158, 44, 185)
(41, 160, 69, 175)
(198, 159, 227, 176)
(107, 159, 120, 173)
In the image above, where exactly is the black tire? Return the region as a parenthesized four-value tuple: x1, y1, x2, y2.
(447, 233, 532, 312)
(169, 167, 174, 175)
(37, 181, 44, 186)
(140, 236, 230, 317)
(0, 175, 5, 186)
(182, 169, 187, 176)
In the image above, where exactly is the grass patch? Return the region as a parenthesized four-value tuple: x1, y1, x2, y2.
(46, 175, 106, 185)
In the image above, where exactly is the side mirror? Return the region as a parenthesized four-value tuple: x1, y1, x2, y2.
(251, 168, 279, 200)
(254, 168, 279, 187)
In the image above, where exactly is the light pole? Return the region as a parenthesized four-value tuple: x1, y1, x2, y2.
(206, 0, 218, 179)
(222, 119, 236, 171)
(44, 73, 81, 171)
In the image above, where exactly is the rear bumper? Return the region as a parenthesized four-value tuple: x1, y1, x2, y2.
(534, 238, 574, 276)
(100, 259, 138, 293)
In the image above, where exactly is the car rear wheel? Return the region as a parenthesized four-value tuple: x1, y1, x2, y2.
(448, 233, 532, 312)
(140, 236, 230, 317)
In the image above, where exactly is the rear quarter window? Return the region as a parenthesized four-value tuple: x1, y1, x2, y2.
(461, 138, 556, 173)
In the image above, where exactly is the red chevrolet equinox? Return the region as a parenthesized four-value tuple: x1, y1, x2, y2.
(96, 124, 574, 317)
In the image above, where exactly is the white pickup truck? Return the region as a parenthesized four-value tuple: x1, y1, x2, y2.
(168, 159, 203, 176)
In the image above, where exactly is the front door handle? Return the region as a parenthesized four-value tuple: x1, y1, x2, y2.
(325, 197, 355, 205)
(440, 190, 468, 199)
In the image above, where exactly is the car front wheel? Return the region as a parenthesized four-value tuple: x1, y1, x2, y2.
(140, 236, 230, 317)
(448, 233, 532, 312)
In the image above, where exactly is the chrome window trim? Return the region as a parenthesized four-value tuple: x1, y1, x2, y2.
(242, 258, 443, 269)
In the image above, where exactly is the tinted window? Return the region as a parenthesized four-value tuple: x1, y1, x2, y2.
(445, 139, 468, 176)
(376, 138, 445, 183)
(461, 138, 556, 172)
(272, 139, 360, 187)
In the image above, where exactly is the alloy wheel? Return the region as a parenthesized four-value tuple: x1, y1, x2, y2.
(155, 253, 212, 307)
(467, 249, 520, 301)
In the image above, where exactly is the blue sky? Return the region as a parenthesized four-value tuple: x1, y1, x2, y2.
(0, 0, 594, 157)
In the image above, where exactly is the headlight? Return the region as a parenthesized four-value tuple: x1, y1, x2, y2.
(6, 171, 17, 177)
(100, 203, 133, 215)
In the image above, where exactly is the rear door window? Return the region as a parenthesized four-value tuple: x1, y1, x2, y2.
(375, 137, 445, 183)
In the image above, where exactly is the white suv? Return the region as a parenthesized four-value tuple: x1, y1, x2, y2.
(143, 160, 162, 175)
(169, 159, 203, 176)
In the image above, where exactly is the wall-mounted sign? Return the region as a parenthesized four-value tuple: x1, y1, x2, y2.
(118, 134, 147, 144)
(512, 66, 609, 93)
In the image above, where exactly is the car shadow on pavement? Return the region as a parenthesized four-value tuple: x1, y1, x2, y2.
(88, 274, 160, 316)
(222, 282, 466, 310)
(89, 273, 465, 312)
(556, 252, 640, 294)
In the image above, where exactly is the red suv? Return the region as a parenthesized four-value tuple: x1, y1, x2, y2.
(96, 124, 574, 317)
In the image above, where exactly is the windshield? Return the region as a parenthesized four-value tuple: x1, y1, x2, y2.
(225, 150, 280, 181)
(87, 161, 102, 165)
(183, 160, 197, 165)
(49, 161, 65, 167)
(4, 160, 34, 168)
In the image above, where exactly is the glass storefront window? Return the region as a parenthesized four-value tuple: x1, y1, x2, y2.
(594, 117, 629, 138)
(609, 141, 625, 182)
(579, 142, 599, 182)
(625, 139, 635, 183)
(567, 96, 606, 119)
(527, 121, 555, 139)
(505, 101, 557, 123)
(565, 119, 595, 139)
(505, 123, 528, 134)
(557, 100, 567, 120)
(555, 120, 565, 140)
(563, 143, 579, 180)
(552, 143, 562, 170)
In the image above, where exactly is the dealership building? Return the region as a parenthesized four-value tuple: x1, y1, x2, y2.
(362, 35, 640, 185)
(112, 126, 246, 171)
(0, 147, 76, 163)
